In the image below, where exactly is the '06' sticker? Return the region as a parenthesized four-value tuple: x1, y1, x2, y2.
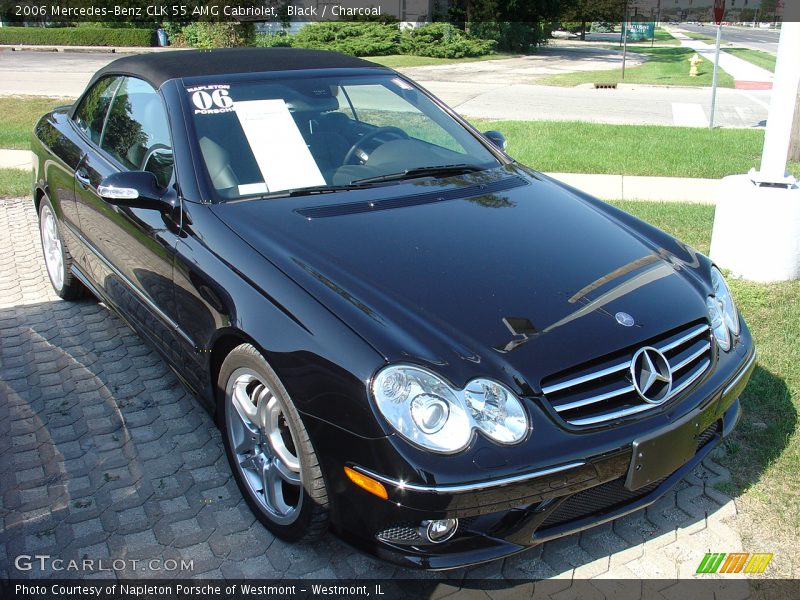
(187, 85, 234, 115)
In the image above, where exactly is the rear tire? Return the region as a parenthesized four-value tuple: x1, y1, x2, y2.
(218, 344, 329, 542)
(38, 196, 84, 300)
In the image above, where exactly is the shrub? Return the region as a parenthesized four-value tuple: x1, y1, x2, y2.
(592, 22, 617, 33)
(174, 22, 255, 49)
(400, 23, 495, 58)
(0, 26, 155, 47)
(291, 22, 400, 56)
(559, 22, 585, 34)
(254, 32, 293, 48)
(468, 21, 548, 53)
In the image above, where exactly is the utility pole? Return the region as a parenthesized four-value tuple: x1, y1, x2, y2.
(710, 9, 800, 282)
(708, 0, 725, 128)
(621, 2, 629, 79)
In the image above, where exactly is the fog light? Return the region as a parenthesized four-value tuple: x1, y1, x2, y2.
(423, 518, 458, 543)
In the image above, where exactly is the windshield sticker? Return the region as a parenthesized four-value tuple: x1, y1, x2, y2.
(238, 182, 269, 196)
(234, 99, 325, 193)
(187, 84, 234, 115)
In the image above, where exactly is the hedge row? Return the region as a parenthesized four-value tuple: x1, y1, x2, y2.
(254, 22, 496, 59)
(0, 26, 155, 47)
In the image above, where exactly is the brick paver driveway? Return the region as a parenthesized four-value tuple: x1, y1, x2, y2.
(0, 197, 747, 585)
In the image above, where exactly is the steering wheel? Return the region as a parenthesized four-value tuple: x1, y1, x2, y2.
(140, 143, 172, 172)
(343, 126, 409, 165)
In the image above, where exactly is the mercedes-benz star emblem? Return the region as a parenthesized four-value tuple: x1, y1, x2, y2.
(615, 312, 635, 327)
(630, 346, 672, 404)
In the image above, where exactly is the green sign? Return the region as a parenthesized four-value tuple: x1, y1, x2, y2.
(626, 22, 655, 42)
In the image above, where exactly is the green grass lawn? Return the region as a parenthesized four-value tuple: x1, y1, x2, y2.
(725, 47, 777, 72)
(589, 27, 679, 46)
(472, 119, 800, 179)
(538, 47, 735, 88)
(681, 31, 720, 44)
(648, 28, 681, 46)
(0, 168, 30, 198)
(609, 201, 799, 571)
(0, 96, 73, 150)
(628, 27, 681, 46)
(367, 53, 509, 68)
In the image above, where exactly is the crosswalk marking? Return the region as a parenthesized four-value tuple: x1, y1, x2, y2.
(672, 102, 709, 127)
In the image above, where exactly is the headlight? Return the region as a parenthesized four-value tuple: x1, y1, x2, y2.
(711, 267, 740, 336)
(706, 296, 730, 351)
(706, 267, 740, 352)
(372, 365, 529, 454)
(464, 379, 528, 443)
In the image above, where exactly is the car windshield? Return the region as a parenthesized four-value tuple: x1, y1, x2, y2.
(186, 73, 501, 200)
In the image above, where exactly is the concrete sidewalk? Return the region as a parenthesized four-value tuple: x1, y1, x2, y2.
(1, 148, 720, 203)
(668, 30, 773, 89)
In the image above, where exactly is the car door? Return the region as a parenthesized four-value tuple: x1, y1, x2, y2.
(73, 76, 186, 364)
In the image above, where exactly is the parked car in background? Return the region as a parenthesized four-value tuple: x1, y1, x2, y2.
(32, 48, 755, 569)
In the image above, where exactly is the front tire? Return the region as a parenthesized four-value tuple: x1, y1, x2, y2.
(38, 196, 84, 300)
(218, 344, 329, 542)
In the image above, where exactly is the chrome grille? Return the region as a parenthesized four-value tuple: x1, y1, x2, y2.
(541, 322, 712, 427)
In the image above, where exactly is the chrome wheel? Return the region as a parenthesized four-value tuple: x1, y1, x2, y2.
(225, 368, 303, 525)
(40, 204, 64, 290)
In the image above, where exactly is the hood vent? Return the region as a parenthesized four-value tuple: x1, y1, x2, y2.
(296, 175, 529, 219)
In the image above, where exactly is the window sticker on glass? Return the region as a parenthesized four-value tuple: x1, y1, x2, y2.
(238, 182, 269, 196)
(234, 99, 325, 193)
(188, 84, 234, 115)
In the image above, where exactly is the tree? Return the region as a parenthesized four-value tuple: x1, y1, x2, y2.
(760, 0, 780, 23)
(559, 0, 626, 40)
(449, 0, 564, 52)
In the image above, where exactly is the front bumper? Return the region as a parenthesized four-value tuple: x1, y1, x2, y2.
(334, 349, 755, 570)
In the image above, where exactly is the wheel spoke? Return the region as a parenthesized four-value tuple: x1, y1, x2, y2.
(273, 457, 301, 486)
(233, 426, 258, 455)
(266, 402, 301, 472)
(238, 452, 259, 470)
(232, 379, 258, 424)
(261, 459, 291, 515)
(255, 386, 273, 432)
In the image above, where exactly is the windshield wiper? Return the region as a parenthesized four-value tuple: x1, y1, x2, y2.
(349, 164, 484, 186)
(250, 183, 369, 200)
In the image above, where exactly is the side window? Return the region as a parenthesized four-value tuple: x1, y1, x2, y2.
(73, 76, 121, 145)
(100, 77, 174, 188)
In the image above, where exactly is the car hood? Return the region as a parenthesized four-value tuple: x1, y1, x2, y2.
(211, 167, 711, 394)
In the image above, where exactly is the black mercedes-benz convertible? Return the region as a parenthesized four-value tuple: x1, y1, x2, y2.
(32, 48, 755, 569)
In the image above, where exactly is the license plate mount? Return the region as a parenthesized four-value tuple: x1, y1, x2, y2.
(625, 411, 705, 491)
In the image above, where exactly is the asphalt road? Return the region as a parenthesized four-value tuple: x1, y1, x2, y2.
(0, 49, 771, 128)
(679, 24, 779, 54)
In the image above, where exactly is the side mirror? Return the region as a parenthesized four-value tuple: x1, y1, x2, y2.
(483, 130, 507, 151)
(98, 171, 170, 210)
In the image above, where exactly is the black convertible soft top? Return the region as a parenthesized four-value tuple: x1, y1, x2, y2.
(90, 47, 385, 89)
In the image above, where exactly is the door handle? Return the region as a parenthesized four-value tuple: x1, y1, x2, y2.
(75, 169, 91, 188)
